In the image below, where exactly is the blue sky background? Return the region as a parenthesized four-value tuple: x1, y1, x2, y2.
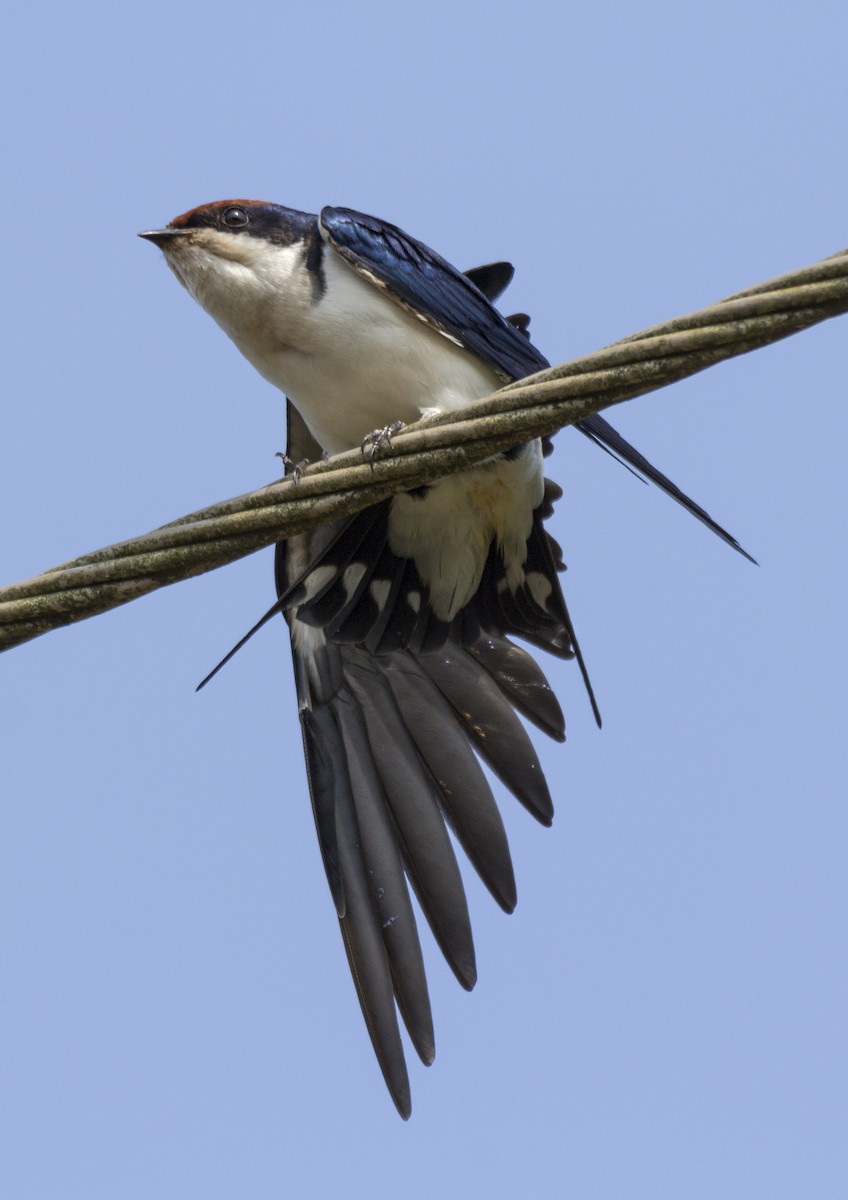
(2, 3, 846, 1197)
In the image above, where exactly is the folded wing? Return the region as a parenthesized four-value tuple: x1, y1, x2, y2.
(320, 207, 751, 561)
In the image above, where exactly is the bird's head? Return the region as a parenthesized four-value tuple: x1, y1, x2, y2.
(139, 200, 319, 337)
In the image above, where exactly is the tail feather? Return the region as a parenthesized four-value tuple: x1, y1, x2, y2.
(330, 688, 435, 1065)
(579, 413, 756, 563)
(260, 383, 751, 1115)
(384, 654, 517, 913)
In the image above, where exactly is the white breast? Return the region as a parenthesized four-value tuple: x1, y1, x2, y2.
(168, 229, 549, 621)
(241, 249, 503, 454)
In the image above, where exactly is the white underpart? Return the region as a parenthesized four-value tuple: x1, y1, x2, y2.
(165, 228, 547, 621)
(389, 440, 544, 618)
(166, 232, 502, 452)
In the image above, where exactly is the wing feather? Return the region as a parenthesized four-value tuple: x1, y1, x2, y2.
(321, 206, 751, 559)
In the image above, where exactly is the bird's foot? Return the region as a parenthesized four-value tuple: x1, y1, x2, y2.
(360, 421, 406, 468)
(276, 451, 310, 484)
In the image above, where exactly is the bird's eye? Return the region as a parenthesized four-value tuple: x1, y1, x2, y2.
(221, 206, 250, 229)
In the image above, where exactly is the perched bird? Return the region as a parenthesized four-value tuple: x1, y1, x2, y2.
(140, 202, 749, 1117)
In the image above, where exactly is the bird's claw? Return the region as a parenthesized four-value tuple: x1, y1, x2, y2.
(360, 420, 406, 468)
(276, 451, 310, 484)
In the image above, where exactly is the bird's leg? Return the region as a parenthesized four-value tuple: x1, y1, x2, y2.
(276, 451, 310, 484)
(360, 420, 407, 468)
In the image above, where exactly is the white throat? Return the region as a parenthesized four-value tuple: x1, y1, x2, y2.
(166, 233, 501, 454)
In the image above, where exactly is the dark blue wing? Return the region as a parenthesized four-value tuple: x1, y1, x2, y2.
(320, 207, 753, 562)
(320, 206, 549, 382)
